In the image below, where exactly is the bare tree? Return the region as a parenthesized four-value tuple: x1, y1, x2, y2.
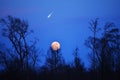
(0, 16, 39, 72)
(73, 47, 84, 70)
(85, 19, 120, 79)
(85, 18, 100, 71)
(45, 47, 64, 72)
(73, 47, 85, 80)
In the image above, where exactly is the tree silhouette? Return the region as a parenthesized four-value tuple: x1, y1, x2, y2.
(73, 47, 85, 80)
(45, 47, 64, 72)
(0, 16, 39, 80)
(100, 22, 120, 79)
(85, 19, 120, 80)
(85, 18, 100, 79)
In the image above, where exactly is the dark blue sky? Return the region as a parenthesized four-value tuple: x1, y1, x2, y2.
(0, 0, 120, 67)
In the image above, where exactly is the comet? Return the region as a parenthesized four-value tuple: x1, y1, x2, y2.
(47, 11, 53, 19)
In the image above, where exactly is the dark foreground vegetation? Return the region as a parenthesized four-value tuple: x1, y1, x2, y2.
(0, 16, 120, 80)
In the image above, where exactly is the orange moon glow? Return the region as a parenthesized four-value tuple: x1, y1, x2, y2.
(51, 41, 60, 51)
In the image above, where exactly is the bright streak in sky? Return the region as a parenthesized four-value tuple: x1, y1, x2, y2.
(47, 11, 53, 19)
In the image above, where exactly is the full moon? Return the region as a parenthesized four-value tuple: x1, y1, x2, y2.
(51, 41, 60, 51)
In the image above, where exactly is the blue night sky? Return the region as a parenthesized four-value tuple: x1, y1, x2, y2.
(0, 0, 120, 68)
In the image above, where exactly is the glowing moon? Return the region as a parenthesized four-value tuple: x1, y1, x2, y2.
(51, 41, 60, 51)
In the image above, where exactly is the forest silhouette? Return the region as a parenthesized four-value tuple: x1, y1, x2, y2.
(0, 16, 120, 80)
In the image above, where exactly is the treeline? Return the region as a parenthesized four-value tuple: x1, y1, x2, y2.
(0, 16, 120, 80)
